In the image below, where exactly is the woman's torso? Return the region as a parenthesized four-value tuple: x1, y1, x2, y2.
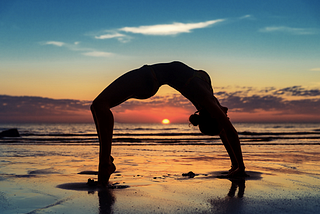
(150, 61, 213, 109)
(151, 61, 201, 91)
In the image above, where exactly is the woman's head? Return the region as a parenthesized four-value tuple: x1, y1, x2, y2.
(189, 109, 221, 136)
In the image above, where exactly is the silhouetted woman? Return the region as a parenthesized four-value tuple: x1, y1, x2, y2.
(91, 61, 246, 185)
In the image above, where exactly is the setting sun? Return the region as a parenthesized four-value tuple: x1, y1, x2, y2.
(162, 119, 170, 124)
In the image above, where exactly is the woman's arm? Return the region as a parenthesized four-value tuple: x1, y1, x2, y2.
(219, 129, 240, 170)
(201, 96, 245, 175)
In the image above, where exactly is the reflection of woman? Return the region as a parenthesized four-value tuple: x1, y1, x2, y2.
(91, 61, 246, 185)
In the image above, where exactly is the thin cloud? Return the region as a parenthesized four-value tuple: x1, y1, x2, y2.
(95, 32, 126, 39)
(94, 19, 225, 41)
(239, 15, 253, 20)
(42, 41, 114, 57)
(310, 68, 320, 71)
(43, 41, 79, 50)
(259, 26, 318, 35)
(119, 19, 225, 36)
(82, 51, 113, 57)
(45, 41, 65, 47)
(94, 31, 132, 43)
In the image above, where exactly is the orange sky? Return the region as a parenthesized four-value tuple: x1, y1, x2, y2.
(113, 107, 192, 124)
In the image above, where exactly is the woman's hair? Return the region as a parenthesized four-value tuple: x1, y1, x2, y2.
(189, 110, 221, 136)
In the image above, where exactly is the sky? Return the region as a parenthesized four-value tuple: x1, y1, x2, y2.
(0, 0, 320, 123)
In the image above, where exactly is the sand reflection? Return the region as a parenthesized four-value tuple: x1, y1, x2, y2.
(227, 178, 246, 198)
(57, 182, 116, 214)
(98, 190, 115, 214)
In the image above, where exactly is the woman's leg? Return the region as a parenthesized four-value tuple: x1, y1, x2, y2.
(91, 101, 116, 185)
(90, 66, 160, 185)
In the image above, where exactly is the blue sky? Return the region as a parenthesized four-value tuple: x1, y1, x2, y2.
(0, 0, 320, 122)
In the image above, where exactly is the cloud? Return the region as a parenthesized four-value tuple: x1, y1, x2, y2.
(94, 19, 225, 42)
(239, 15, 253, 20)
(45, 41, 65, 47)
(119, 19, 224, 36)
(114, 86, 320, 118)
(95, 32, 126, 39)
(42, 40, 114, 57)
(217, 92, 320, 117)
(273, 86, 320, 97)
(310, 68, 320, 71)
(82, 51, 113, 57)
(218, 93, 286, 112)
(94, 31, 132, 43)
(259, 26, 318, 35)
(0, 95, 92, 123)
(2, 85, 320, 122)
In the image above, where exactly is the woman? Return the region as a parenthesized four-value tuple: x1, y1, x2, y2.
(91, 61, 246, 185)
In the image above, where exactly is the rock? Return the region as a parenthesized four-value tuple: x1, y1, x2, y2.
(87, 178, 98, 186)
(182, 171, 196, 178)
(0, 128, 20, 138)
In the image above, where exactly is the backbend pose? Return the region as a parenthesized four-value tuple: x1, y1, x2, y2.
(91, 61, 246, 185)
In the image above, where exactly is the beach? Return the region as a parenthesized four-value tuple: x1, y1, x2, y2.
(1, 123, 320, 213)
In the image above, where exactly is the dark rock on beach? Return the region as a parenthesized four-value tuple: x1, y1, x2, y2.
(182, 171, 196, 178)
(0, 128, 20, 138)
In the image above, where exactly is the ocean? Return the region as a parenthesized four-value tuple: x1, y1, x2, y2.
(1, 122, 319, 146)
(1, 122, 320, 214)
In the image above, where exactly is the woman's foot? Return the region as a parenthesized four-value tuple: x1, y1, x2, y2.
(98, 156, 116, 186)
(227, 167, 248, 178)
(228, 165, 238, 173)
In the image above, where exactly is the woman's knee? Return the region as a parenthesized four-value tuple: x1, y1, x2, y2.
(90, 102, 95, 114)
(91, 98, 108, 113)
(91, 99, 114, 120)
(91, 99, 98, 112)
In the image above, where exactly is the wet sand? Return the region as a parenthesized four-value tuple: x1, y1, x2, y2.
(0, 144, 320, 214)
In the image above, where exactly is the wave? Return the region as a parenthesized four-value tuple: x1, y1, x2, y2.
(1, 139, 320, 146)
(239, 131, 320, 136)
(7, 130, 320, 137)
(1, 123, 320, 146)
(1, 134, 320, 146)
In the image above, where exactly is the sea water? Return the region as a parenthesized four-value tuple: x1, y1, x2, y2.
(0, 122, 319, 146)
(1, 122, 320, 214)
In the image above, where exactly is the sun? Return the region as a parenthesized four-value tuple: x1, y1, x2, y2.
(162, 118, 170, 124)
